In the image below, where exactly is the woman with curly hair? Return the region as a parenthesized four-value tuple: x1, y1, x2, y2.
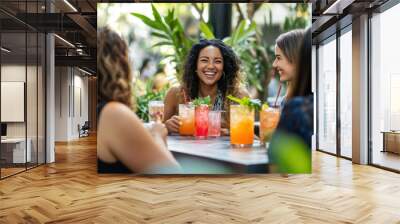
(164, 39, 249, 134)
(97, 27, 179, 173)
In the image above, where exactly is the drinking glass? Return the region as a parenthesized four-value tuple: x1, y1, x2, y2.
(230, 105, 254, 147)
(208, 111, 221, 137)
(148, 100, 164, 123)
(195, 104, 209, 139)
(179, 103, 195, 136)
(260, 107, 280, 144)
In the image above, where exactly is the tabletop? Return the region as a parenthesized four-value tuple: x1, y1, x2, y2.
(167, 135, 269, 166)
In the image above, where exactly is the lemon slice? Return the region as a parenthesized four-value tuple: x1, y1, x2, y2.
(262, 103, 269, 110)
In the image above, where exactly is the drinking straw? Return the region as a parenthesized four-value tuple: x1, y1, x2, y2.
(274, 83, 282, 107)
(182, 88, 188, 104)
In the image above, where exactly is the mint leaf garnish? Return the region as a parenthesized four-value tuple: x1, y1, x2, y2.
(227, 95, 261, 111)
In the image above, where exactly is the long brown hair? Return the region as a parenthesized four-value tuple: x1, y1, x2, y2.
(97, 27, 133, 109)
(291, 27, 312, 98)
(275, 29, 305, 99)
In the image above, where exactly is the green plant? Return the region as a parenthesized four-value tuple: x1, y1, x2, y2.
(283, 4, 309, 32)
(135, 79, 168, 122)
(132, 3, 310, 101)
(227, 95, 261, 111)
(193, 96, 211, 107)
(132, 4, 194, 81)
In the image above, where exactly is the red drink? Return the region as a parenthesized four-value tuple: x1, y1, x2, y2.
(195, 104, 209, 139)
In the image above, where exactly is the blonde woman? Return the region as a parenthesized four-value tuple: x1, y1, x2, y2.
(97, 27, 180, 173)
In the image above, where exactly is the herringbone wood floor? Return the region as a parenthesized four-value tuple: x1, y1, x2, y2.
(1, 135, 400, 223)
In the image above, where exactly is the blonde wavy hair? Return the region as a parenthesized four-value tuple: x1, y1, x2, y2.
(98, 27, 133, 109)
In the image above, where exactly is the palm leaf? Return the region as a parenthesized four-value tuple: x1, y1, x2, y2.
(131, 13, 162, 31)
(151, 4, 169, 34)
(231, 20, 246, 45)
(236, 22, 256, 44)
(151, 31, 169, 40)
(199, 21, 215, 39)
(222, 36, 232, 46)
(152, 41, 173, 48)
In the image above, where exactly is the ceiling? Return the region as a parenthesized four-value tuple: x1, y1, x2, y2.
(311, 0, 391, 43)
(0, 0, 98, 74)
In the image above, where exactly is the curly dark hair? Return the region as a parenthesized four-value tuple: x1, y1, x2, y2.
(182, 39, 242, 101)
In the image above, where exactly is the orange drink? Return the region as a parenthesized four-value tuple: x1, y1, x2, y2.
(179, 104, 195, 136)
(260, 107, 280, 144)
(230, 105, 254, 147)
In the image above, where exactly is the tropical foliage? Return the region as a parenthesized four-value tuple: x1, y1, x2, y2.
(131, 3, 310, 120)
(132, 5, 194, 81)
(135, 79, 168, 122)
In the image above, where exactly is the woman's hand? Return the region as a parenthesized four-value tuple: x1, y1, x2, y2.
(165, 115, 181, 134)
(148, 123, 168, 146)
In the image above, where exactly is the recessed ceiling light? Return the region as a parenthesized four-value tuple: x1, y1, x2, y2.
(63, 0, 78, 12)
(78, 67, 92, 76)
(322, 0, 354, 15)
(1, 47, 11, 53)
(54, 34, 75, 48)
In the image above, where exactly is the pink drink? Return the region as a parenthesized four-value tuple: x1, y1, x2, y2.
(195, 104, 209, 139)
(148, 101, 164, 123)
(208, 111, 221, 137)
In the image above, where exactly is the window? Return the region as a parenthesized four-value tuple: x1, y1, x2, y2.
(339, 28, 352, 158)
(371, 2, 400, 171)
(0, 1, 46, 179)
(317, 36, 337, 154)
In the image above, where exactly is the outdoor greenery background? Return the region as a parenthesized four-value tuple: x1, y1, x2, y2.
(98, 3, 311, 121)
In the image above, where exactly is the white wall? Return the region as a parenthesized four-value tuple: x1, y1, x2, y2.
(1, 64, 45, 164)
(55, 66, 69, 141)
(55, 67, 89, 141)
(1, 65, 27, 138)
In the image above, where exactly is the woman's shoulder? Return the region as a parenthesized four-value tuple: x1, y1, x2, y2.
(279, 95, 313, 126)
(284, 95, 313, 110)
(166, 85, 181, 94)
(165, 85, 188, 104)
(100, 101, 137, 122)
(165, 85, 183, 99)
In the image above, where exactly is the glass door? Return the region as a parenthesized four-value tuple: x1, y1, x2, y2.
(370, 3, 400, 171)
(317, 35, 337, 155)
(339, 27, 352, 159)
(1, 30, 28, 178)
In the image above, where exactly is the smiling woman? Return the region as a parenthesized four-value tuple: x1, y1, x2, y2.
(272, 29, 305, 102)
(163, 39, 249, 134)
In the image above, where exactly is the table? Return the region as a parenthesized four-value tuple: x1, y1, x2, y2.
(381, 131, 400, 154)
(167, 135, 269, 174)
(1, 138, 31, 165)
